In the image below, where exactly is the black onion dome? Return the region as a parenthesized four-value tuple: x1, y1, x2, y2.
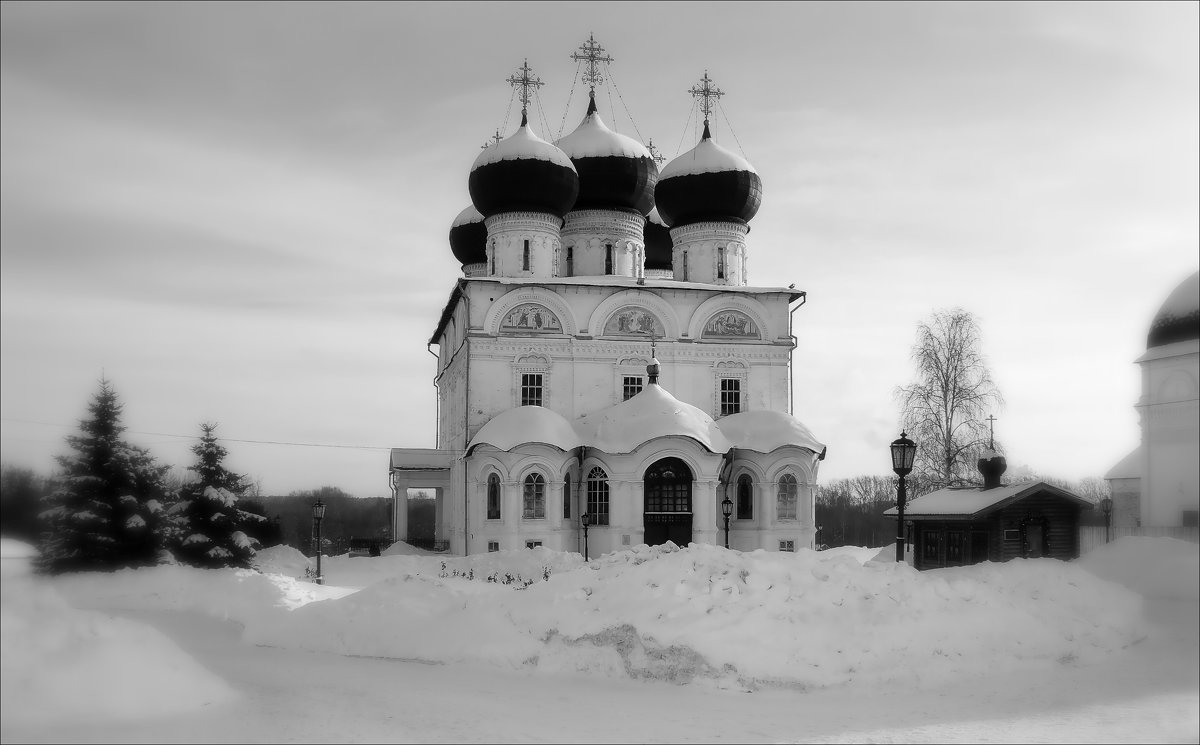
(449, 205, 487, 266)
(654, 123, 762, 228)
(555, 95, 658, 215)
(1147, 270, 1200, 348)
(644, 207, 672, 270)
(469, 118, 579, 218)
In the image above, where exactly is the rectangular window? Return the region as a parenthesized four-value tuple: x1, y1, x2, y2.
(487, 541, 499, 553)
(719, 378, 741, 416)
(526, 541, 542, 549)
(779, 539, 795, 552)
(681, 249, 688, 281)
(565, 246, 573, 276)
(717, 246, 726, 279)
(623, 376, 644, 401)
(605, 244, 613, 275)
(563, 478, 571, 520)
(1003, 529, 1020, 541)
(521, 373, 543, 407)
(522, 239, 530, 271)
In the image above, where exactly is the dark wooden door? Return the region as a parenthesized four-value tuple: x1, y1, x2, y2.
(644, 458, 693, 547)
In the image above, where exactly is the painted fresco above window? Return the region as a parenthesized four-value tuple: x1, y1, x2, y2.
(703, 310, 759, 339)
(603, 307, 662, 336)
(501, 304, 562, 332)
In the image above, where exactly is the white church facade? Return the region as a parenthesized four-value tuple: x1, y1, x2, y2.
(1105, 271, 1200, 528)
(390, 47, 825, 557)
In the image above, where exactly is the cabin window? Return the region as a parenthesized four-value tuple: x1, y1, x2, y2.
(523, 473, 545, 519)
(736, 474, 753, 519)
(777, 474, 797, 520)
(486, 473, 501, 520)
(587, 467, 610, 526)
(521, 373, 543, 407)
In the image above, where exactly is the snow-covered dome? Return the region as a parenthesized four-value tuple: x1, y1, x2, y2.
(654, 123, 762, 227)
(574, 383, 731, 454)
(555, 94, 658, 215)
(1147, 270, 1200, 349)
(467, 406, 581, 453)
(469, 117, 580, 219)
(714, 410, 825, 455)
(448, 205, 486, 266)
(644, 207, 672, 270)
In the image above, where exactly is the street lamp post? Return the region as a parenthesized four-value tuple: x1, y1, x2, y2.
(1101, 497, 1113, 543)
(721, 496, 734, 549)
(581, 512, 591, 562)
(312, 499, 326, 585)
(890, 432, 917, 564)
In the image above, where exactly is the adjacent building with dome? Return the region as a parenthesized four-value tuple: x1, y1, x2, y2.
(390, 49, 825, 557)
(1105, 270, 1200, 528)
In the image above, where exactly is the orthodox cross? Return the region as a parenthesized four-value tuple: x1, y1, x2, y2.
(986, 415, 998, 449)
(646, 138, 666, 166)
(481, 131, 502, 149)
(688, 71, 724, 127)
(570, 33, 613, 94)
(507, 59, 544, 121)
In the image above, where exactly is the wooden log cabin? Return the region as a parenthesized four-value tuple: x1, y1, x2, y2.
(884, 451, 1094, 570)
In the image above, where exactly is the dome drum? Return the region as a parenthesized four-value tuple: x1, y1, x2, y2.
(670, 221, 749, 285)
(560, 208, 646, 278)
(484, 212, 562, 279)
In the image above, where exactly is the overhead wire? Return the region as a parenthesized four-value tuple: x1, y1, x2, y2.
(555, 63, 582, 141)
(716, 99, 750, 159)
(605, 65, 647, 145)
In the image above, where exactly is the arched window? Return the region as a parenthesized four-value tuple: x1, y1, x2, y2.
(777, 474, 797, 520)
(736, 474, 753, 520)
(605, 244, 613, 275)
(487, 474, 501, 520)
(523, 473, 545, 519)
(563, 473, 571, 520)
(587, 466, 609, 526)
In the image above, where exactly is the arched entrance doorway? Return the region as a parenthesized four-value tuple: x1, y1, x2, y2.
(644, 457, 693, 546)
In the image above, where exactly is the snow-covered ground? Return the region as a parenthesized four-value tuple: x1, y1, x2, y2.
(1, 536, 1196, 743)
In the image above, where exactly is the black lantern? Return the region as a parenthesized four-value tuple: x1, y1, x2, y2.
(890, 432, 917, 563)
(312, 499, 326, 585)
(721, 496, 734, 549)
(580, 512, 591, 562)
(1101, 496, 1113, 544)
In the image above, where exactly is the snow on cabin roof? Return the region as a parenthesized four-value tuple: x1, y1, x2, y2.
(468, 406, 582, 452)
(555, 111, 651, 159)
(883, 481, 1094, 520)
(451, 204, 483, 227)
(659, 137, 756, 180)
(574, 383, 732, 454)
(471, 125, 576, 171)
(715, 410, 825, 455)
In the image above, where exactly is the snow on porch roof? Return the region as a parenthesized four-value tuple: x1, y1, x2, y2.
(389, 449, 455, 471)
(883, 480, 1094, 520)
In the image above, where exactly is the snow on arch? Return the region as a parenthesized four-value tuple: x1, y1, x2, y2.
(586, 288, 682, 338)
(483, 286, 579, 336)
(467, 407, 581, 454)
(687, 294, 775, 341)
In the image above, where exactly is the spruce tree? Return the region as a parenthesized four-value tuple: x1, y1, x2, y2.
(37, 379, 166, 573)
(171, 423, 263, 568)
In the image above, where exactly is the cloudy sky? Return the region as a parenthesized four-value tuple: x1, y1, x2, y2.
(2, 1, 1197, 498)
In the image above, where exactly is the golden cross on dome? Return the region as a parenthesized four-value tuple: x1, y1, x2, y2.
(987, 415, 998, 449)
(507, 59, 544, 120)
(688, 71, 724, 126)
(571, 33, 614, 94)
(646, 139, 666, 166)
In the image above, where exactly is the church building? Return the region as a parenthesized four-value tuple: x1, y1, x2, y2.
(389, 40, 825, 557)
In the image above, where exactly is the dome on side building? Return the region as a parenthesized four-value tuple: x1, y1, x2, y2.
(1147, 270, 1200, 349)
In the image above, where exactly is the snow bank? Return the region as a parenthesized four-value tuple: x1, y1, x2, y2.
(0, 542, 234, 725)
(1079, 536, 1200, 600)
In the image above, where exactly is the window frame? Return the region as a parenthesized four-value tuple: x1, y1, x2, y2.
(562, 474, 571, 520)
(719, 377, 741, 416)
(523, 472, 546, 519)
(777, 473, 798, 521)
(736, 473, 753, 520)
(486, 473, 501, 520)
(487, 541, 500, 552)
(622, 375, 644, 401)
(521, 372, 543, 407)
(586, 466, 610, 526)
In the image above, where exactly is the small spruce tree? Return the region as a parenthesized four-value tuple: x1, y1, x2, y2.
(171, 423, 263, 568)
(37, 379, 166, 573)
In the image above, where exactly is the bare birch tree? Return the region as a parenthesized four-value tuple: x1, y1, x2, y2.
(896, 309, 1003, 490)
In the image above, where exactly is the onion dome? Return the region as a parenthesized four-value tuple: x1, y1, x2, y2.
(468, 115, 579, 218)
(1147, 270, 1200, 348)
(644, 207, 672, 270)
(554, 93, 658, 215)
(448, 205, 486, 266)
(654, 122, 762, 227)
